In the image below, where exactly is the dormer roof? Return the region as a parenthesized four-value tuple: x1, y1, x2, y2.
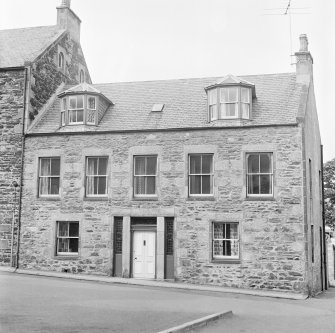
(58, 82, 113, 104)
(206, 74, 256, 97)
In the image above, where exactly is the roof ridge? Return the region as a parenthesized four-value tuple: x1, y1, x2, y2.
(92, 72, 296, 86)
(0, 25, 59, 33)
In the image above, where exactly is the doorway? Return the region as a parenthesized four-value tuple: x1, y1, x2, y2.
(132, 231, 156, 279)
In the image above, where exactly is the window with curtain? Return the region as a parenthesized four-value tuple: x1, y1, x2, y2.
(246, 153, 273, 196)
(86, 157, 108, 196)
(134, 156, 157, 196)
(69, 95, 84, 124)
(56, 221, 79, 255)
(39, 157, 60, 196)
(189, 154, 213, 196)
(213, 222, 239, 259)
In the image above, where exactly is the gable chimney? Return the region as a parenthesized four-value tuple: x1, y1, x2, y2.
(57, 0, 81, 42)
(295, 34, 313, 84)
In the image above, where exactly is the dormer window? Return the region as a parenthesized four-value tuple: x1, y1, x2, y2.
(58, 82, 113, 128)
(206, 75, 255, 121)
(69, 95, 84, 124)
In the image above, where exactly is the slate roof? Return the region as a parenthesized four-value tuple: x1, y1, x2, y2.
(30, 72, 304, 134)
(0, 26, 65, 68)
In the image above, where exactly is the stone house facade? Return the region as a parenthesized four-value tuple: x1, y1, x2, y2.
(0, 0, 90, 265)
(0, 2, 326, 297)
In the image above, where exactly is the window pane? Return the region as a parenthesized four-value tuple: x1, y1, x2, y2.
(135, 157, 145, 175)
(77, 110, 83, 122)
(241, 88, 250, 102)
(202, 175, 212, 194)
(51, 159, 60, 176)
(226, 223, 231, 239)
(248, 175, 260, 194)
(228, 87, 238, 102)
(135, 176, 145, 194)
(69, 223, 79, 237)
(88, 96, 95, 109)
(190, 155, 201, 174)
(230, 224, 238, 239)
(62, 98, 66, 111)
(231, 239, 239, 256)
(69, 98, 76, 109)
(58, 222, 68, 237)
(146, 156, 157, 175)
(98, 158, 108, 175)
(97, 177, 107, 195)
(209, 89, 217, 105)
(241, 104, 249, 118)
(190, 175, 201, 194)
(50, 178, 60, 195)
(146, 176, 156, 194)
(58, 238, 69, 252)
(260, 175, 271, 194)
(213, 240, 223, 256)
(209, 105, 217, 120)
(220, 88, 229, 102)
(69, 110, 75, 122)
(61, 112, 65, 125)
(214, 223, 224, 239)
(260, 154, 271, 173)
(202, 155, 212, 174)
(87, 158, 98, 175)
(77, 96, 84, 109)
(248, 155, 259, 173)
(69, 238, 78, 253)
(40, 159, 50, 176)
(39, 178, 49, 195)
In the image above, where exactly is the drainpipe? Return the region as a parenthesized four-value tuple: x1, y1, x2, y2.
(321, 145, 327, 289)
(10, 181, 19, 267)
(15, 65, 29, 269)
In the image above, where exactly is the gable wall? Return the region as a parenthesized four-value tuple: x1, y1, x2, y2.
(19, 125, 308, 294)
(301, 81, 324, 295)
(28, 32, 91, 126)
(0, 69, 25, 266)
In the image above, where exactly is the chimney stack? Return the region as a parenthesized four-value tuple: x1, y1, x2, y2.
(57, 0, 81, 42)
(295, 34, 313, 84)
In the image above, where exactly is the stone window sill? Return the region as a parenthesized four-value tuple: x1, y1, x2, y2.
(211, 259, 241, 264)
(38, 196, 61, 201)
(187, 196, 215, 201)
(84, 196, 108, 201)
(132, 196, 159, 201)
(245, 196, 275, 201)
(53, 256, 79, 261)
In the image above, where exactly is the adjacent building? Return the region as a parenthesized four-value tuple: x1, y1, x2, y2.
(0, 1, 326, 296)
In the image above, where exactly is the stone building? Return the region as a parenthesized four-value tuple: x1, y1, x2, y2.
(0, 0, 90, 265)
(0, 2, 326, 296)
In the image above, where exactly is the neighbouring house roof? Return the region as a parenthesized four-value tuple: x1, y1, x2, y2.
(30, 72, 305, 134)
(0, 25, 65, 68)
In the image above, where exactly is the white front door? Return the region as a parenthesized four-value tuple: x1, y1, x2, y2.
(132, 231, 156, 279)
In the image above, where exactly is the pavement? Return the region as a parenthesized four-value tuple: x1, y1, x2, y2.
(1, 268, 335, 332)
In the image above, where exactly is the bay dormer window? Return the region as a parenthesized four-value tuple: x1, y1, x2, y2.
(206, 75, 255, 121)
(58, 83, 112, 128)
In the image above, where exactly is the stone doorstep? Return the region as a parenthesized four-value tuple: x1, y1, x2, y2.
(157, 311, 233, 333)
(0, 267, 308, 300)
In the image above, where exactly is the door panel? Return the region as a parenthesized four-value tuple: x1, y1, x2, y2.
(133, 231, 155, 279)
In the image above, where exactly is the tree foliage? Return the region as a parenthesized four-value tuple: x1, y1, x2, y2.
(323, 158, 335, 229)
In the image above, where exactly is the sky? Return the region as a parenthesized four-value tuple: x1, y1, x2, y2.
(1, 0, 334, 161)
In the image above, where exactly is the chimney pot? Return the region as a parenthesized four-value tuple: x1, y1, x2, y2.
(61, 0, 71, 8)
(299, 34, 308, 52)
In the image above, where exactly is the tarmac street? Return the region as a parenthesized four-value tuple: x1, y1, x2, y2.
(1, 271, 335, 333)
